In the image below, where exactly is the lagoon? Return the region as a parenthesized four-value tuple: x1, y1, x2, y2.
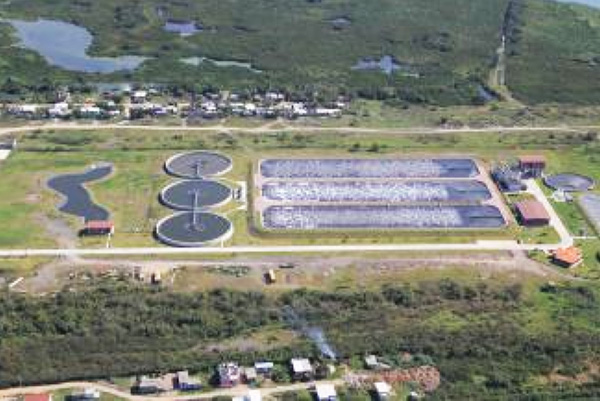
(5, 19, 147, 73)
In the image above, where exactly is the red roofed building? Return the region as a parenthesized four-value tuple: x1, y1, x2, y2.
(552, 247, 583, 268)
(514, 200, 550, 226)
(82, 220, 114, 236)
(518, 155, 546, 178)
(24, 394, 52, 401)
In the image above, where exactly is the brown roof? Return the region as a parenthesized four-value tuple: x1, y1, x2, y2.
(24, 394, 51, 401)
(85, 220, 114, 229)
(519, 155, 547, 165)
(553, 247, 583, 265)
(515, 200, 550, 221)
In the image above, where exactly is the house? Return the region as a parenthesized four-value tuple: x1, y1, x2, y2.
(365, 355, 379, 369)
(291, 358, 313, 380)
(82, 221, 114, 236)
(219, 362, 241, 387)
(67, 388, 100, 401)
(243, 367, 258, 383)
(24, 394, 52, 401)
(518, 155, 546, 178)
(315, 383, 337, 401)
(175, 370, 202, 391)
(552, 247, 583, 268)
(254, 361, 274, 375)
(132, 376, 170, 394)
(132, 90, 148, 103)
(48, 102, 71, 118)
(514, 200, 550, 226)
(12, 104, 38, 117)
(78, 105, 102, 118)
(373, 382, 392, 401)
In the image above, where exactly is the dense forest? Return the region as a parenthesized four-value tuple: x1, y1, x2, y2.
(0, 279, 599, 399)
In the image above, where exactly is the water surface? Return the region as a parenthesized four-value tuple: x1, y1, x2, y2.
(47, 164, 112, 222)
(5, 19, 147, 73)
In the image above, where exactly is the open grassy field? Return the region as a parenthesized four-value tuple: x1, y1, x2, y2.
(507, 0, 600, 104)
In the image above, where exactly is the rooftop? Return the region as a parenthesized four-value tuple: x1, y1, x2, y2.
(515, 200, 550, 221)
(315, 383, 337, 400)
(291, 358, 312, 373)
(374, 382, 392, 394)
(24, 394, 51, 401)
(553, 247, 583, 266)
(519, 155, 547, 165)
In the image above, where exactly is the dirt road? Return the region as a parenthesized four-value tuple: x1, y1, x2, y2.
(0, 379, 343, 401)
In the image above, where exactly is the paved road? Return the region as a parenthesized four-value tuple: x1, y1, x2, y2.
(0, 379, 343, 401)
(0, 240, 565, 258)
(0, 121, 597, 137)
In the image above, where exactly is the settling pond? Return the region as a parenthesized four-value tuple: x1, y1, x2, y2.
(260, 158, 479, 179)
(47, 164, 112, 222)
(161, 180, 232, 210)
(262, 180, 491, 203)
(156, 211, 233, 247)
(5, 19, 147, 73)
(165, 151, 233, 178)
(263, 205, 505, 230)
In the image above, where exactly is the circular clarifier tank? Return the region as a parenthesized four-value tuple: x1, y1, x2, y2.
(544, 173, 595, 192)
(161, 180, 232, 210)
(165, 151, 233, 178)
(156, 211, 233, 247)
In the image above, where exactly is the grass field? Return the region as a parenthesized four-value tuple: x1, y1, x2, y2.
(507, 0, 600, 104)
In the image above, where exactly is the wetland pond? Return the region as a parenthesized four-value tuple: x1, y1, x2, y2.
(5, 19, 147, 73)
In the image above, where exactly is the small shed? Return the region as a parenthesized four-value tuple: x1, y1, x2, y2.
(315, 384, 337, 401)
(24, 394, 52, 401)
(175, 370, 201, 391)
(254, 361, 274, 375)
(514, 200, 550, 226)
(291, 358, 313, 379)
(518, 155, 546, 178)
(552, 247, 583, 268)
(82, 220, 114, 236)
(373, 382, 392, 400)
(243, 367, 258, 383)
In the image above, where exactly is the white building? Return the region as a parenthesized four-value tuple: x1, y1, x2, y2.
(373, 382, 392, 400)
(315, 383, 337, 401)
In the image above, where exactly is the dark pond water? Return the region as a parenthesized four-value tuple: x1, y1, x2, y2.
(477, 85, 499, 103)
(164, 20, 202, 36)
(161, 180, 232, 210)
(156, 212, 232, 246)
(5, 19, 147, 73)
(352, 55, 403, 75)
(165, 151, 233, 179)
(47, 164, 112, 222)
